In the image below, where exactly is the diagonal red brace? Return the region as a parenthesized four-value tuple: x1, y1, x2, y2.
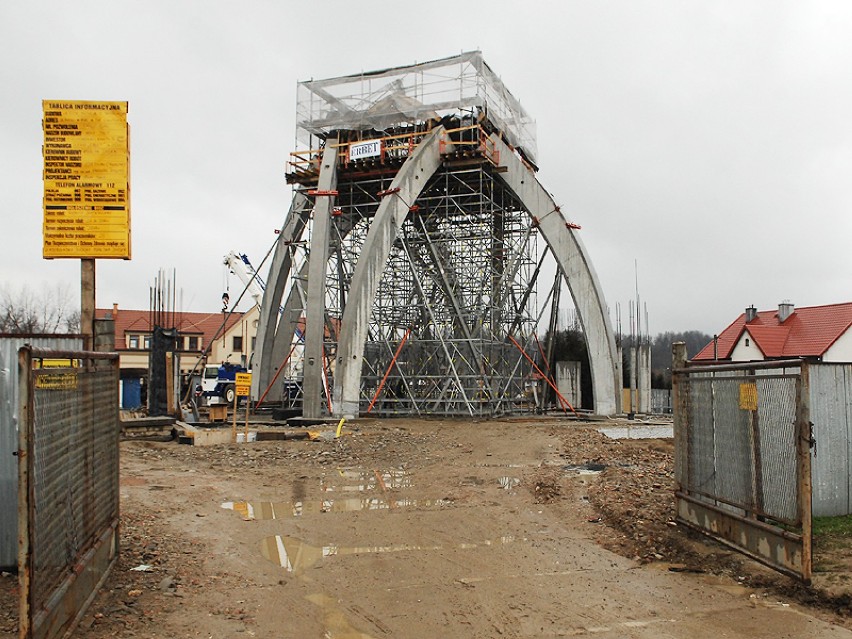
(508, 334, 579, 417)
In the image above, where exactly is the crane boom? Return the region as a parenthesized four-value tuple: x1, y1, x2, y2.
(224, 251, 265, 308)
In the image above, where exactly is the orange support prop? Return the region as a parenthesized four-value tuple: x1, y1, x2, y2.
(322, 345, 333, 414)
(256, 341, 299, 409)
(367, 327, 413, 414)
(508, 335, 578, 417)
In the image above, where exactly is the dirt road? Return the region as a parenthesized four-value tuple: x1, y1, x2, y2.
(4, 417, 851, 638)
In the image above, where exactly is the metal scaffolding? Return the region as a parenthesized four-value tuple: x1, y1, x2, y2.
(255, 52, 620, 418)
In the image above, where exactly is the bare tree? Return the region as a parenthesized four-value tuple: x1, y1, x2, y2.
(0, 283, 79, 334)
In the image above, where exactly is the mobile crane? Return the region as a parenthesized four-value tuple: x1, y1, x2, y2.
(199, 252, 262, 404)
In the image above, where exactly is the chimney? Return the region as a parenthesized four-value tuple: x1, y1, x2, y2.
(778, 300, 794, 323)
(745, 305, 757, 323)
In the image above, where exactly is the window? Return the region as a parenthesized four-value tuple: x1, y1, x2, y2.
(129, 335, 139, 349)
(233, 335, 243, 352)
(187, 336, 199, 351)
(251, 336, 257, 351)
(143, 336, 151, 350)
(745, 338, 750, 347)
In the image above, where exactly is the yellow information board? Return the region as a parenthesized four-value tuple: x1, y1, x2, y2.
(42, 100, 131, 259)
(35, 372, 79, 390)
(235, 372, 252, 397)
(739, 382, 758, 411)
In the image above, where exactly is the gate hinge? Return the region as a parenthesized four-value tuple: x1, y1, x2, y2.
(806, 421, 816, 456)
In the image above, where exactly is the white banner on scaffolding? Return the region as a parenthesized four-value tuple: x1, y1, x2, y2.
(349, 139, 382, 161)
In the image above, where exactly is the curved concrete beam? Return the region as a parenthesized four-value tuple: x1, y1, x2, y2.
(254, 191, 310, 400)
(333, 127, 449, 417)
(302, 141, 339, 418)
(330, 126, 618, 417)
(490, 134, 620, 415)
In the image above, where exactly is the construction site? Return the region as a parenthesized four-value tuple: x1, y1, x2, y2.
(4, 50, 852, 639)
(252, 51, 621, 421)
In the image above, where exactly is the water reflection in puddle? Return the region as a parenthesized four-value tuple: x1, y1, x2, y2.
(221, 497, 451, 520)
(261, 535, 521, 573)
(563, 463, 607, 476)
(320, 468, 412, 493)
(498, 476, 520, 490)
(306, 592, 377, 639)
(598, 425, 673, 440)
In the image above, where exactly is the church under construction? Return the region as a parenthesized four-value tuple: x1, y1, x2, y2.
(254, 52, 620, 419)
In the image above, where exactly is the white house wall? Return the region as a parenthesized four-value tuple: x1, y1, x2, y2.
(824, 328, 852, 362)
(729, 330, 765, 361)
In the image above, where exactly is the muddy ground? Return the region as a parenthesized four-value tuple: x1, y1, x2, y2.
(2, 416, 851, 638)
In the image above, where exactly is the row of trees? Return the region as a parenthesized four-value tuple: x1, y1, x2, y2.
(0, 284, 80, 334)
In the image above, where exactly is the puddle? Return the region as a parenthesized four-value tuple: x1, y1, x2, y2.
(563, 463, 607, 475)
(261, 534, 521, 573)
(320, 469, 412, 493)
(306, 592, 378, 639)
(475, 463, 529, 468)
(598, 425, 673, 440)
(221, 497, 451, 519)
(498, 476, 520, 490)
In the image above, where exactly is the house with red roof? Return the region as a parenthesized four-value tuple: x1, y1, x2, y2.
(690, 301, 852, 518)
(694, 301, 852, 363)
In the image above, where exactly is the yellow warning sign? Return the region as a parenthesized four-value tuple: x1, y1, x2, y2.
(236, 385, 251, 397)
(739, 382, 758, 411)
(235, 373, 252, 385)
(35, 372, 79, 390)
(33, 358, 78, 369)
(42, 100, 131, 259)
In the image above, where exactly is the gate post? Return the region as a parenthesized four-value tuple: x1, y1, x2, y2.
(17, 346, 33, 638)
(797, 360, 813, 583)
(671, 342, 687, 491)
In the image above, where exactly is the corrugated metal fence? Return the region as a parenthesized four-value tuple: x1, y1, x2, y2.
(673, 358, 812, 582)
(0, 335, 83, 570)
(18, 346, 120, 639)
(650, 389, 672, 414)
(810, 363, 852, 516)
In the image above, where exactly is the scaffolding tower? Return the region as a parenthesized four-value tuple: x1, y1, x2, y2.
(255, 52, 620, 418)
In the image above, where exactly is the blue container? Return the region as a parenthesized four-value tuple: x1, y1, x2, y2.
(122, 378, 142, 409)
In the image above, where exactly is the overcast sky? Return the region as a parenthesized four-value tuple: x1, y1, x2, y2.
(2, 1, 850, 335)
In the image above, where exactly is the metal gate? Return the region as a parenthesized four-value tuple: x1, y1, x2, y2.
(672, 354, 812, 582)
(18, 347, 120, 639)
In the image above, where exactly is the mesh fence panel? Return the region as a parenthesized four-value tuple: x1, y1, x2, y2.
(29, 364, 119, 614)
(712, 377, 754, 509)
(683, 368, 801, 526)
(755, 373, 799, 522)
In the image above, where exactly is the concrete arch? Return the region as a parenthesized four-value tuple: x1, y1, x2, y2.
(254, 191, 310, 400)
(488, 134, 620, 415)
(332, 127, 449, 417)
(332, 127, 619, 417)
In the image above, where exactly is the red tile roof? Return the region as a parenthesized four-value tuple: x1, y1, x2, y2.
(694, 302, 852, 360)
(96, 306, 246, 352)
